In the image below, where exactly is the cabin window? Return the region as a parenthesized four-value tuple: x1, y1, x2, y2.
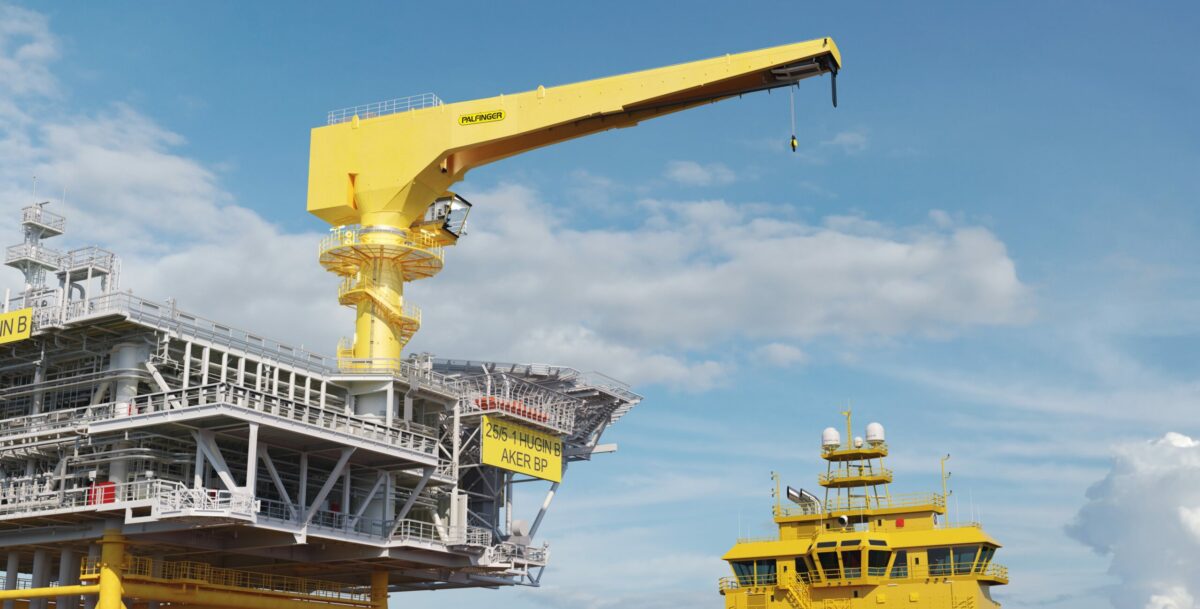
(816, 541, 838, 549)
(795, 557, 811, 583)
(756, 560, 777, 584)
(841, 548, 862, 578)
(730, 560, 776, 586)
(954, 546, 980, 575)
(732, 561, 755, 586)
(840, 540, 860, 546)
(868, 539, 887, 546)
(976, 546, 996, 572)
(890, 550, 909, 579)
(868, 550, 890, 577)
(817, 552, 841, 579)
(928, 548, 952, 576)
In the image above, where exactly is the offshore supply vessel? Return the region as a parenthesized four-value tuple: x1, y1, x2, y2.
(720, 414, 1008, 609)
(0, 37, 845, 609)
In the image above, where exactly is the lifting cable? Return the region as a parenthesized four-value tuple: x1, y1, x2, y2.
(789, 86, 798, 152)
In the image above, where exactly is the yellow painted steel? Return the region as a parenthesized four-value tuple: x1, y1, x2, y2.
(371, 571, 388, 609)
(719, 415, 1008, 609)
(97, 529, 125, 609)
(0, 585, 99, 600)
(308, 38, 841, 363)
(0, 308, 32, 345)
(481, 414, 564, 482)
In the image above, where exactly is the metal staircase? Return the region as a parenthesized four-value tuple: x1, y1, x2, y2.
(778, 575, 812, 609)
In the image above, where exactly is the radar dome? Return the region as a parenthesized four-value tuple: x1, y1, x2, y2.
(853, 436, 864, 448)
(866, 422, 886, 445)
(821, 427, 841, 449)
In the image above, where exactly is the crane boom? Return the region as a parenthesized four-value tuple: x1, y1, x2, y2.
(308, 37, 842, 367)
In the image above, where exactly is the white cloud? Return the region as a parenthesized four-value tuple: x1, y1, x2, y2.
(1067, 433, 1200, 609)
(754, 342, 808, 367)
(1147, 588, 1196, 609)
(0, 8, 347, 354)
(411, 183, 1030, 388)
(0, 4, 58, 99)
(822, 128, 868, 154)
(663, 160, 736, 186)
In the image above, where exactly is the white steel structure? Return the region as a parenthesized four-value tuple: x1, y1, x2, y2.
(0, 203, 641, 607)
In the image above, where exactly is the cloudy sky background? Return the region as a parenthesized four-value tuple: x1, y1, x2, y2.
(1, 2, 1199, 608)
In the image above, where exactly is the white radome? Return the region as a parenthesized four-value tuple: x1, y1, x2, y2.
(822, 427, 841, 449)
(866, 422, 886, 445)
(853, 436, 864, 448)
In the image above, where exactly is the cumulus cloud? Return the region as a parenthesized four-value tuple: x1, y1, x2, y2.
(1067, 433, 1200, 609)
(0, 8, 345, 351)
(754, 343, 808, 367)
(410, 183, 1030, 388)
(663, 160, 736, 186)
(0, 4, 57, 100)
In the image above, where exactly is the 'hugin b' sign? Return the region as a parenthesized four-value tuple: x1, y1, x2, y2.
(0, 308, 32, 345)
(481, 415, 563, 482)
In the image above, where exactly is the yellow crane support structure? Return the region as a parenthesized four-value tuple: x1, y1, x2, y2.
(308, 37, 842, 367)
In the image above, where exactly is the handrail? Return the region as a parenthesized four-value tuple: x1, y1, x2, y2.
(800, 561, 1008, 585)
(258, 497, 492, 547)
(318, 225, 444, 261)
(818, 468, 893, 484)
(82, 555, 370, 602)
(125, 382, 440, 457)
(456, 373, 579, 433)
(327, 93, 443, 125)
(21, 205, 65, 231)
(5, 243, 62, 268)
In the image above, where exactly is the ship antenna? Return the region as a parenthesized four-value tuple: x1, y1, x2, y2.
(940, 454, 952, 502)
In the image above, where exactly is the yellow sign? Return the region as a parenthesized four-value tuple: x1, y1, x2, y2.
(0, 308, 32, 345)
(481, 415, 562, 482)
(458, 109, 505, 126)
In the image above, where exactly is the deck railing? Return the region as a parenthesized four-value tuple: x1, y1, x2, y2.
(327, 93, 443, 125)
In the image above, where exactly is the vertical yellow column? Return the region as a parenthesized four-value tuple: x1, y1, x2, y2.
(352, 227, 406, 364)
(96, 530, 125, 609)
(352, 257, 404, 362)
(370, 570, 389, 609)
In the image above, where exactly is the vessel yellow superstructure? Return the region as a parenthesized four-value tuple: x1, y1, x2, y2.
(720, 414, 1007, 609)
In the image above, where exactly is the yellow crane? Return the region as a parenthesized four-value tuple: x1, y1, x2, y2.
(308, 37, 842, 368)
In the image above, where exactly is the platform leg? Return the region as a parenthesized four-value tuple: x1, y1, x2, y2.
(96, 531, 124, 609)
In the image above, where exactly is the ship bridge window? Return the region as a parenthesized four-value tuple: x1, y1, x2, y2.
(795, 557, 812, 583)
(928, 548, 952, 576)
(840, 547, 862, 579)
(868, 549, 890, 577)
(954, 546, 980, 575)
(817, 551, 841, 580)
(730, 560, 776, 586)
(890, 550, 909, 579)
(840, 540, 860, 546)
(868, 539, 887, 546)
(977, 546, 996, 572)
(816, 541, 838, 549)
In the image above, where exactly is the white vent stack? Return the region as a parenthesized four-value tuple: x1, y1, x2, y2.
(822, 427, 841, 449)
(866, 422, 886, 446)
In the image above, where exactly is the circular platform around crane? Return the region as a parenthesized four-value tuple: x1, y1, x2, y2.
(318, 226, 444, 281)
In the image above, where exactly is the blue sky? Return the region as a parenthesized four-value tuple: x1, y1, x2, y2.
(2, 2, 1200, 608)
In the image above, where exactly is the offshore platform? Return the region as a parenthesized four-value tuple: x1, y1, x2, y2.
(0, 38, 841, 609)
